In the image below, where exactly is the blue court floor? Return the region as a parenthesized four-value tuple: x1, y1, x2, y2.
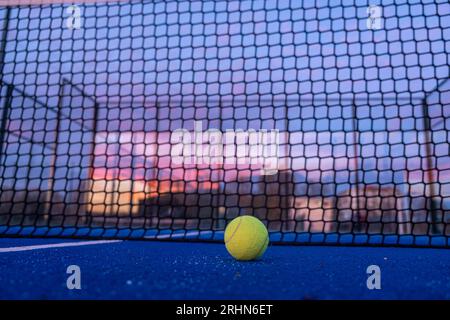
(0, 237, 449, 300)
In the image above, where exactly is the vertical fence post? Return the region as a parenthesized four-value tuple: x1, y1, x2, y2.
(0, 84, 13, 179)
(44, 79, 64, 223)
(0, 85, 12, 157)
(85, 101, 99, 226)
(148, 101, 161, 227)
(213, 101, 223, 230)
(351, 100, 361, 231)
(421, 99, 440, 235)
(111, 131, 119, 216)
(0, 7, 11, 85)
(284, 101, 290, 232)
(0, 8, 12, 173)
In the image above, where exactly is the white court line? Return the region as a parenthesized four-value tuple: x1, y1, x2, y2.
(151, 231, 214, 239)
(0, 240, 122, 253)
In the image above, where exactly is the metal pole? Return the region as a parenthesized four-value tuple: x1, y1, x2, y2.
(352, 101, 361, 230)
(284, 102, 290, 231)
(0, 8, 11, 176)
(45, 79, 64, 223)
(0, 84, 13, 180)
(214, 101, 223, 230)
(85, 101, 99, 226)
(150, 101, 161, 227)
(111, 136, 118, 216)
(421, 99, 440, 234)
(0, 7, 11, 86)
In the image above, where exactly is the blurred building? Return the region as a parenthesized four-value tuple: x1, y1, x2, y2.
(334, 184, 410, 234)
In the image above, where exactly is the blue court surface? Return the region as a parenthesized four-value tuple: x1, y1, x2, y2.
(0, 237, 449, 300)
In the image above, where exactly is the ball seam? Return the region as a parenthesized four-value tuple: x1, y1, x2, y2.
(255, 234, 269, 258)
(224, 216, 243, 244)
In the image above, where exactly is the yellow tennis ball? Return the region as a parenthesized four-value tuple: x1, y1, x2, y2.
(224, 216, 269, 261)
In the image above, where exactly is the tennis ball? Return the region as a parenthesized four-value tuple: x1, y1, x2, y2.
(224, 215, 269, 261)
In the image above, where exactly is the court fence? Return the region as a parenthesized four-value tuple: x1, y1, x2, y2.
(0, 79, 448, 247)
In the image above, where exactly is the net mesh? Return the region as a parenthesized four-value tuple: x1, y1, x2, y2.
(0, 0, 449, 246)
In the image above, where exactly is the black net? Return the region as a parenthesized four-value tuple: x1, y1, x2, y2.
(0, 0, 449, 246)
